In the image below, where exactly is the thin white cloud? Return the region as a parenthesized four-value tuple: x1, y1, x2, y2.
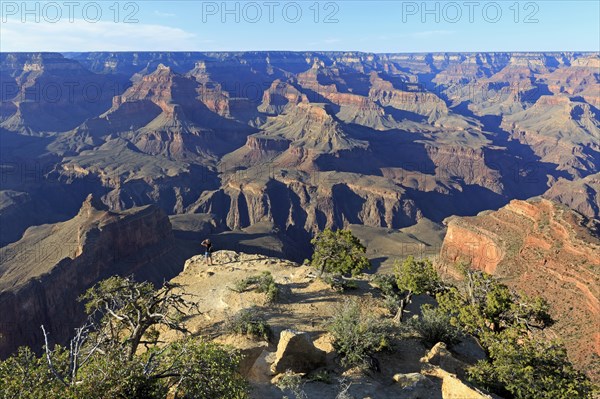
(0, 19, 199, 51)
(154, 10, 176, 18)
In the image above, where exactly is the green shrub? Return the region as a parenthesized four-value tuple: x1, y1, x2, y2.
(0, 346, 69, 399)
(266, 284, 279, 302)
(231, 272, 279, 303)
(434, 264, 595, 398)
(161, 338, 249, 399)
(276, 370, 308, 399)
(394, 256, 439, 296)
(69, 337, 248, 399)
(405, 304, 461, 347)
(0, 335, 248, 399)
(467, 329, 596, 399)
(371, 274, 398, 297)
(371, 274, 402, 315)
(322, 275, 359, 292)
(0, 276, 249, 399)
(436, 267, 552, 339)
(327, 299, 392, 368)
(386, 257, 441, 323)
(226, 307, 272, 341)
(308, 369, 331, 384)
(248, 271, 279, 303)
(72, 348, 169, 399)
(381, 295, 402, 316)
(232, 278, 252, 293)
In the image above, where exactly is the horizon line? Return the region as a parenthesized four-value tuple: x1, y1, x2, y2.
(2, 50, 599, 54)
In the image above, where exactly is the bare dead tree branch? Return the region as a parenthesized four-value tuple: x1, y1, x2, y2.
(41, 325, 68, 388)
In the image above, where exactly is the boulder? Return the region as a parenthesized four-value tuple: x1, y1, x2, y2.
(270, 330, 327, 374)
(213, 334, 270, 377)
(393, 372, 433, 389)
(247, 349, 277, 384)
(420, 342, 466, 374)
(238, 343, 269, 377)
(438, 369, 496, 399)
(452, 336, 487, 363)
(313, 333, 337, 366)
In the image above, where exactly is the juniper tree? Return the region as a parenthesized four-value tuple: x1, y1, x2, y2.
(310, 229, 370, 277)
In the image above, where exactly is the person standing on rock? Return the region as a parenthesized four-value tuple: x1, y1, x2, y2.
(201, 238, 213, 265)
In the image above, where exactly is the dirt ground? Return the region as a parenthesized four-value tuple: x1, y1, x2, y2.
(164, 250, 490, 399)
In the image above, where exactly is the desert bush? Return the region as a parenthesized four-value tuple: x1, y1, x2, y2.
(435, 264, 595, 399)
(308, 369, 332, 384)
(467, 329, 596, 399)
(381, 295, 402, 315)
(371, 274, 402, 315)
(251, 271, 279, 303)
(231, 272, 279, 303)
(232, 278, 252, 293)
(327, 299, 392, 369)
(371, 274, 398, 297)
(226, 307, 272, 341)
(0, 276, 249, 399)
(322, 275, 359, 292)
(276, 370, 308, 399)
(161, 338, 248, 399)
(70, 337, 247, 399)
(405, 304, 461, 347)
(0, 346, 69, 399)
(436, 266, 552, 339)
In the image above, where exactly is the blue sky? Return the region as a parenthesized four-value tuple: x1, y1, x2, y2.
(1, 1, 599, 52)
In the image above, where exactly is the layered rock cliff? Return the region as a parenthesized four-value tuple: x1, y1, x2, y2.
(191, 173, 422, 233)
(2, 51, 599, 272)
(0, 53, 125, 134)
(543, 173, 600, 219)
(0, 195, 181, 357)
(439, 199, 600, 381)
(501, 96, 600, 177)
